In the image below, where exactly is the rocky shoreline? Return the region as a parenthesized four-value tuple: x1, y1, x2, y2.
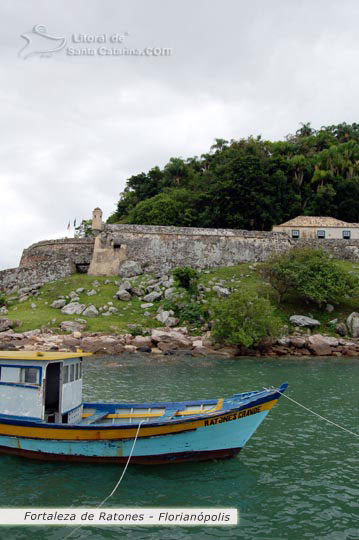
(1, 326, 359, 358)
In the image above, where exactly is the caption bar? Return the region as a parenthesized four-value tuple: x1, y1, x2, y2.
(0, 508, 238, 526)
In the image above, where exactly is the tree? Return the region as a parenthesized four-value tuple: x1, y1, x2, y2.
(172, 266, 199, 293)
(211, 290, 281, 348)
(262, 248, 359, 306)
(74, 219, 93, 238)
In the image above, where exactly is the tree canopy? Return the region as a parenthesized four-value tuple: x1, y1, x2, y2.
(108, 122, 359, 229)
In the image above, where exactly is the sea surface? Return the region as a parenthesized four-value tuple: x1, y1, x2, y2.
(1, 354, 359, 540)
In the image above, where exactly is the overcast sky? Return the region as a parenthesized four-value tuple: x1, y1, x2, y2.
(1, 0, 359, 269)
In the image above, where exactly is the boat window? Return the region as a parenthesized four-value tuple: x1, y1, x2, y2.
(70, 365, 75, 382)
(75, 364, 80, 380)
(78, 363, 82, 379)
(63, 366, 69, 384)
(21, 367, 40, 385)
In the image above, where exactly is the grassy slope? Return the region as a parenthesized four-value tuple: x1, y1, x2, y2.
(4, 260, 359, 334)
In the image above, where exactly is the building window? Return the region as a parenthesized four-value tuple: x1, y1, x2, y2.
(21, 367, 40, 385)
(291, 230, 300, 239)
(343, 230, 351, 239)
(317, 230, 326, 239)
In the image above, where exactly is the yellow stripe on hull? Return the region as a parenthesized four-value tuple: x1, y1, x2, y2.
(0, 400, 277, 441)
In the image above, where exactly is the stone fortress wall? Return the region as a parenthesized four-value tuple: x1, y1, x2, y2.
(20, 238, 95, 273)
(88, 224, 292, 275)
(3, 207, 359, 292)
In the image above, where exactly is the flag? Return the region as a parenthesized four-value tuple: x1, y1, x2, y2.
(67, 220, 70, 231)
(73, 218, 77, 228)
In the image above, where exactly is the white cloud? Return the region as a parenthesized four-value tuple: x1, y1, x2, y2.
(1, 0, 359, 268)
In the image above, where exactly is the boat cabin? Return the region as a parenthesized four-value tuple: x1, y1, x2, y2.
(0, 352, 91, 424)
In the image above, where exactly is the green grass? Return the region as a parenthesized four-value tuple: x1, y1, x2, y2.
(4, 260, 359, 334)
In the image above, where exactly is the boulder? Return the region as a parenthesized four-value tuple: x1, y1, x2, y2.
(60, 321, 86, 333)
(116, 290, 131, 301)
(151, 328, 192, 349)
(346, 312, 359, 337)
(118, 260, 143, 278)
(141, 303, 154, 309)
(61, 303, 86, 315)
(290, 336, 307, 349)
(164, 287, 177, 300)
(51, 299, 66, 309)
(326, 304, 334, 313)
(0, 318, 13, 332)
(118, 281, 132, 292)
(336, 322, 347, 336)
(212, 285, 230, 297)
(82, 305, 99, 317)
(131, 287, 145, 297)
(87, 289, 97, 296)
(289, 315, 320, 328)
(307, 334, 333, 356)
(132, 336, 153, 347)
(156, 311, 171, 324)
(143, 291, 162, 303)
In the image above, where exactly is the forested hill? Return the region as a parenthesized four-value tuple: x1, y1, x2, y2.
(108, 122, 359, 230)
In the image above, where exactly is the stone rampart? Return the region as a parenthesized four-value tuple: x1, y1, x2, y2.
(20, 238, 94, 273)
(293, 238, 359, 260)
(0, 259, 76, 292)
(88, 224, 292, 275)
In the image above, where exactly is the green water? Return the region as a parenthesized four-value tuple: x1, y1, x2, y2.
(1, 354, 359, 540)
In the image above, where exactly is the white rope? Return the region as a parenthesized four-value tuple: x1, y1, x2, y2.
(62, 420, 144, 540)
(265, 387, 359, 439)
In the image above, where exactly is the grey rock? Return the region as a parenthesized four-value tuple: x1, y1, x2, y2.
(326, 304, 334, 313)
(0, 307, 8, 315)
(92, 280, 100, 287)
(118, 281, 131, 291)
(336, 322, 347, 336)
(143, 291, 162, 303)
(0, 317, 13, 332)
(87, 289, 97, 296)
(76, 288, 85, 293)
(69, 291, 78, 299)
(108, 306, 119, 314)
(82, 305, 99, 317)
(346, 312, 359, 337)
(19, 295, 29, 303)
(141, 303, 154, 309)
(50, 298, 66, 309)
(102, 311, 111, 316)
(61, 303, 86, 315)
(289, 315, 320, 328)
(131, 287, 145, 297)
(60, 320, 86, 333)
(118, 260, 143, 278)
(212, 285, 230, 297)
(328, 319, 338, 325)
(156, 310, 171, 324)
(164, 287, 177, 300)
(116, 290, 131, 301)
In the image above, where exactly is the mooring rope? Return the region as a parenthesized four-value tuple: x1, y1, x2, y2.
(63, 420, 144, 540)
(264, 387, 359, 439)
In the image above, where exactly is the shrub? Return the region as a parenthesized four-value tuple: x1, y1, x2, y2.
(163, 296, 208, 325)
(261, 248, 359, 306)
(0, 295, 6, 308)
(172, 267, 199, 292)
(211, 290, 281, 348)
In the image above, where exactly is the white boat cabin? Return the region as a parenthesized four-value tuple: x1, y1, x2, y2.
(0, 352, 91, 424)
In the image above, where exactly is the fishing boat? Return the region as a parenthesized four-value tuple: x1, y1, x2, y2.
(0, 351, 287, 464)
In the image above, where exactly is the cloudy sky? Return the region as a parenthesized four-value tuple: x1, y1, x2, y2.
(1, 0, 359, 269)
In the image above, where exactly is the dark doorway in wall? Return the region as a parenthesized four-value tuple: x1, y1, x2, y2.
(45, 362, 61, 422)
(76, 263, 90, 273)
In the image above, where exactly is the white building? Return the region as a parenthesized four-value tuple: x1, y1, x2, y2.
(272, 216, 359, 240)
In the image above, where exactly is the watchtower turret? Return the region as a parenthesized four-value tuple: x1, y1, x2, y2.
(92, 207, 103, 235)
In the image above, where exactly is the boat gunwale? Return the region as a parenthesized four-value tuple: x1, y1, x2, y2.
(0, 385, 287, 431)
